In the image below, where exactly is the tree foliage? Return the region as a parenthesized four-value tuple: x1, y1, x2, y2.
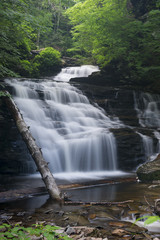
(1, 0, 160, 83)
(66, 0, 160, 84)
(0, 0, 74, 78)
(34, 47, 61, 76)
(0, 223, 71, 239)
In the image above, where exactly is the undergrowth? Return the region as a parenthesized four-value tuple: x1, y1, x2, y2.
(0, 223, 72, 240)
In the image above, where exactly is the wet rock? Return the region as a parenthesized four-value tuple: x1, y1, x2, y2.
(137, 154, 160, 182)
(155, 199, 160, 216)
(0, 99, 35, 175)
(17, 212, 26, 216)
(65, 226, 76, 235)
(55, 210, 64, 216)
(109, 221, 126, 228)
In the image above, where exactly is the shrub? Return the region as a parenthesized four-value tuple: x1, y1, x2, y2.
(0, 223, 71, 239)
(34, 47, 61, 76)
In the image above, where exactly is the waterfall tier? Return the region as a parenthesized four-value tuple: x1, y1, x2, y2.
(4, 66, 160, 178)
(6, 74, 122, 178)
(53, 65, 100, 82)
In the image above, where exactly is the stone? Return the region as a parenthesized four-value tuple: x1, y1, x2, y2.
(137, 154, 160, 182)
(109, 221, 126, 228)
(112, 229, 129, 237)
(44, 209, 53, 214)
(89, 214, 96, 219)
(65, 226, 76, 235)
(155, 199, 160, 215)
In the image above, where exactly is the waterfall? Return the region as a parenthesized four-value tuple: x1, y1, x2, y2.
(137, 132, 154, 161)
(134, 92, 160, 161)
(6, 66, 124, 179)
(53, 65, 100, 82)
(134, 92, 160, 128)
(154, 131, 160, 153)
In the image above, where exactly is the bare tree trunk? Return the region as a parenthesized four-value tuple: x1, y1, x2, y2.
(4, 94, 61, 202)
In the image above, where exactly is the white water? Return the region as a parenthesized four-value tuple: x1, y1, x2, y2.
(6, 66, 124, 179)
(134, 92, 160, 128)
(53, 65, 100, 82)
(134, 92, 160, 161)
(137, 132, 155, 161)
(122, 214, 160, 233)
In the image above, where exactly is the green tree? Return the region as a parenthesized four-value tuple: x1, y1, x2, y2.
(66, 0, 160, 84)
(0, 0, 31, 77)
(0, 0, 74, 77)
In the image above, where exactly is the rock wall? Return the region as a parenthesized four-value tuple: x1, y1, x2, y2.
(75, 83, 159, 171)
(0, 99, 35, 174)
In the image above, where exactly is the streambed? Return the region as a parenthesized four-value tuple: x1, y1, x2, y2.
(0, 176, 160, 239)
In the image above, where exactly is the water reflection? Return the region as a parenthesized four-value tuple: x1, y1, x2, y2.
(0, 194, 49, 215)
(67, 184, 117, 202)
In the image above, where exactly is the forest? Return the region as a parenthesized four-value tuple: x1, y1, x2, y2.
(0, 0, 160, 87)
(1, 1, 160, 238)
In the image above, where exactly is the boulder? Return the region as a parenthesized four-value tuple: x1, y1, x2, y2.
(137, 154, 160, 182)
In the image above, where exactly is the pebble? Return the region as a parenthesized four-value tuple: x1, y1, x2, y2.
(44, 209, 53, 214)
(55, 210, 64, 216)
(65, 226, 76, 235)
(17, 212, 26, 216)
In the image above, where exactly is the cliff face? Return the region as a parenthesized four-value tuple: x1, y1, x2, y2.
(0, 99, 35, 174)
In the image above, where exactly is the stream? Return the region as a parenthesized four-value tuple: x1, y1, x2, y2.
(1, 65, 160, 236)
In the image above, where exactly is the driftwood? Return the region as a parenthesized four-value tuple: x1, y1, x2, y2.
(4, 94, 61, 201)
(64, 200, 134, 206)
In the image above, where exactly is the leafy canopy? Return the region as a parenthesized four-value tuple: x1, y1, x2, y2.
(66, 0, 160, 83)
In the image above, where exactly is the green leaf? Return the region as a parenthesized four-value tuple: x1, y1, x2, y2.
(144, 216, 160, 225)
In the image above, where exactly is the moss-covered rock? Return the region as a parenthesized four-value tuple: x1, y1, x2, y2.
(136, 154, 160, 182)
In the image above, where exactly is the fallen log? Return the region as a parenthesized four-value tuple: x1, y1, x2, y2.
(4, 93, 61, 201)
(64, 200, 134, 206)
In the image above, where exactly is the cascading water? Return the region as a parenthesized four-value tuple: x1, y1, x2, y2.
(134, 92, 160, 128)
(6, 66, 125, 179)
(53, 65, 100, 82)
(134, 92, 160, 161)
(137, 132, 154, 161)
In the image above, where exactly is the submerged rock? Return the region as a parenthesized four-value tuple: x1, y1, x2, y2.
(137, 154, 160, 182)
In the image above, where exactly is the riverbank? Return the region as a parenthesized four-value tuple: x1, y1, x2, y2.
(0, 176, 160, 239)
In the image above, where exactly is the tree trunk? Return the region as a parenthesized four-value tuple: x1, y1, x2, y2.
(4, 94, 61, 202)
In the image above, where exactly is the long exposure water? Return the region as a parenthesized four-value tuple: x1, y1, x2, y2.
(2, 66, 160, 233)
(5, 65, 127, 181)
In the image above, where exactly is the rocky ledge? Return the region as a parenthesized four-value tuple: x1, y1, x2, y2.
(137, 154, 160, 182)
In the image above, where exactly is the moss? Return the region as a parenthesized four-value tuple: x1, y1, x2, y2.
(137, 154, 160, 182)
(137, 170, 160, 182)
